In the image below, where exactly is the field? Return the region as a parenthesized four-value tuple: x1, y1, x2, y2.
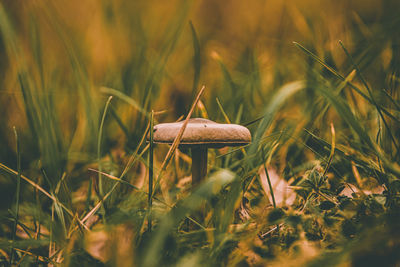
(0, 0, 399, 266)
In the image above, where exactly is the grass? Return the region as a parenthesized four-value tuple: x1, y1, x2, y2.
(0, 0, 399, 266)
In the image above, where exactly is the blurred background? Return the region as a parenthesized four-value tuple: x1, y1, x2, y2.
(0, 0, 398, 169)
(0, 0, 399, 265)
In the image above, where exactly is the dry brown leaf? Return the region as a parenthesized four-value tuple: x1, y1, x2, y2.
(258, 166, 296, 206)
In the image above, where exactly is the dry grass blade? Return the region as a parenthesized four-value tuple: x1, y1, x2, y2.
(323, 123, 336, 177)
(14, 248, 57, 265)
(120, 123, 150, 179)
(88, 168, 140, 190)
(89, 168, 205, 229)
(0, 163, 90, 233)
(67, 120, 152, 237)
(216, 97, 247, 157)
(216, 97, 231, 123)
(197, 100, 209, 119)
(80, 144, 149, 226)
(152, 85, 205, 196)
(294, 42, 400, 124)
(0, 163, 69, 216)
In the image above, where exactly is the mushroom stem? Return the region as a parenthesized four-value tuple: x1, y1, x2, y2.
(191, 147, 208, 185)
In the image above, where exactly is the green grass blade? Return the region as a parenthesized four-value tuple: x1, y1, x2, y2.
(294, 42, 400, 124)
(98, 96, 113, 199)
(218, 59, 238, 94)
(216, 97, 231, 124)
(10, 127, 21, 265)
(143, 170, 236, 267)
(315, 84, 376, 152)
(148, 110, 154, 232)
(262, 147, 276, 208)
(109, 106, 130, 138)
(249, 81, 305, 163)
(339, 40, 399, 153)
(101, 87, 149, 118)
(97, 96, 113, 224)
(234, 104, 243, 124)
(382, 89, 400, 111)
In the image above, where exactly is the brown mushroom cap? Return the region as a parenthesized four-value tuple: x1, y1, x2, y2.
(151, 118, 251, 148)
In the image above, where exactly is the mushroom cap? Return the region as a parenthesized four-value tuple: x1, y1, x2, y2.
(151, 118, 251, 148)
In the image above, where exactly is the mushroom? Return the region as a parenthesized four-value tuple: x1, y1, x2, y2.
(152, 118, 251, 185)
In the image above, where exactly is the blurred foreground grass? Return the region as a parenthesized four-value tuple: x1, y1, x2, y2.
(0, 0, 399, 266)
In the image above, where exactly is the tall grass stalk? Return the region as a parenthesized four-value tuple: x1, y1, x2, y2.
(97, 96, 113, 223)
(10, 127, 21, 265)
(148, 110, 154, 231)
(339, 40, 399, 153)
